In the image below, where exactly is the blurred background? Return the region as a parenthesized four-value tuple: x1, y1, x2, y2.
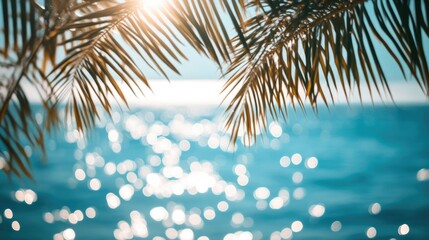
(0, 87, 428, 239)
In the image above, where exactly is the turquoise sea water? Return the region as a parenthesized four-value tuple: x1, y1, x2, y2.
(0, 105, 428, 240)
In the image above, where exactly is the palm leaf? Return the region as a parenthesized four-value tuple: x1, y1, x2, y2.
(1, 0, 428, 179)
(46, 0, 246, 133)
(221, 0, 429, 144)
(0, 0, 49, 179)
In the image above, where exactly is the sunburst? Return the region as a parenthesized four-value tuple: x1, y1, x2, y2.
(140, 0, 169, 10)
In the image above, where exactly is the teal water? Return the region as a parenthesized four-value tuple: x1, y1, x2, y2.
(0, 105, 428, 240)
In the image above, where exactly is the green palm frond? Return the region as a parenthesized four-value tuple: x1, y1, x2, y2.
(222, 0, 429, 144)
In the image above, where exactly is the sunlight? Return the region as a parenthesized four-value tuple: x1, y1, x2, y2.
(2, 1, 429, 239)
(141, 0, 168, 10)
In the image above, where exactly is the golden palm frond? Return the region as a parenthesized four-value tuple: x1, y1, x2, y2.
(1, 0, 47, 179)
(222, 0, 429, 144)
(1, 0, 428, 179)
(48, 0, 240, 132)
(0, 0, 242, 178)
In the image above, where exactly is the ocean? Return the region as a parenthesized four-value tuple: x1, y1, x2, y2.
(0, 105, 428, 240)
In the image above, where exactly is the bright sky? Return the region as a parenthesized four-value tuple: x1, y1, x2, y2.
(135, 1, 428, 106)
(21, 79, 427, 107)
(123, 80, 428, 107)
(14, 1, 429, 106)
(140, 2, 424, 83)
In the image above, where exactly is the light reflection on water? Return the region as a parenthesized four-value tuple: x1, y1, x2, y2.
(1, 106, 429, 239)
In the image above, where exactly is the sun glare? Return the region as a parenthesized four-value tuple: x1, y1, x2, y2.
(142, 0, 168, 10)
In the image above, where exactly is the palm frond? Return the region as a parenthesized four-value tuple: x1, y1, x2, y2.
(0, 0, 48, 179)
(222, 0, 429, 144)
(47, 0, 238, 132)
(0, 83, 46, 179)
(1, 0, 428, 179)
(0, 0, 244, 178)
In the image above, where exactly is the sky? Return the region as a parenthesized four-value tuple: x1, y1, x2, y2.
(135, 44, 428, 106)
(4, 1, 429, 106)
(122, 80, 428, 107)
(131, 14, 428, 106)
(134, 1, 428, 107)
(139, 1, 426, 83)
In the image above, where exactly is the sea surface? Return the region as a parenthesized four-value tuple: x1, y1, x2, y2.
(0, 105, 428, 240)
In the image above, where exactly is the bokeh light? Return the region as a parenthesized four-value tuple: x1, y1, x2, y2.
(398, 224, 410, 235)
(106, 193, 121, 209)
(331, 221, 342, 232)
(369, 203, 381, 215)
(366, 227, 377, 238)
(309, 204, 325, 218)
(11, 221, 20, 231)
(291, 221, 303, 233)
(1, 107, 426, 240)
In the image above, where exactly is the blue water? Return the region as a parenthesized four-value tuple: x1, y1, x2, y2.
(1, 105, 428, 240)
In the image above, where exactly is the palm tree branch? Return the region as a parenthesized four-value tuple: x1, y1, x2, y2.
(48, 2, 150, 131)
(222, 0, 429, 144)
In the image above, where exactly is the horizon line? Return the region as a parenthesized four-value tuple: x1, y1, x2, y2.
(22, 79, 428, 107)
